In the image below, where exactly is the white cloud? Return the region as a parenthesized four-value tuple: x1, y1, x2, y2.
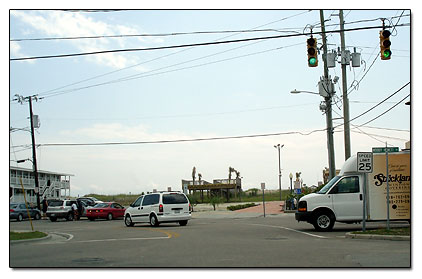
(10, 10, 154, 70)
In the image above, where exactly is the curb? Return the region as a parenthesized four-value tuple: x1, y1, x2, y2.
(10, 232, 51, 245)
(345, 232, 410, 241)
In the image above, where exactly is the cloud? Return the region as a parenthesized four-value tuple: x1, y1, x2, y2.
(10, 10, 154, 70)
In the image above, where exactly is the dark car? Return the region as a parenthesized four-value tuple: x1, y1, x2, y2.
(10, 203, 41, 221)
(86, 202, 126, 221)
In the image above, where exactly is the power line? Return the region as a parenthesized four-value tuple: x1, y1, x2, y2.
(334, 82, 410, 129)
(35, 10, 311, 97)
(33, 128, 328, 148)
(10, 23, 409, 62)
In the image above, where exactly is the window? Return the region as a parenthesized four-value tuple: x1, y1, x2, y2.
(330, 176, 359, 194)
(132, 196, 143, 207)
(318, 176, 341, 194)
(94, 203, 109, 208)
(163, 194, 188, 204)
(113, 203, 123, 209)
(142, 194, 160, 206)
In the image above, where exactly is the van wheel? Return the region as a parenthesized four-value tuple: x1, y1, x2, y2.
(313, 211, 335, 232)
(150, 214, 159, 227)
(124, 214, 134, 227)
(107, 213, 113, 221)
(179, 220, 188, 226)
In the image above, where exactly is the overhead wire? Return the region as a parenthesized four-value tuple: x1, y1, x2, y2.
(35, 10, 311, 97)
(10, 23, 409, 62)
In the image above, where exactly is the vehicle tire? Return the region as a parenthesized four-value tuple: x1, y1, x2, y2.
(34, 213, 41, 220)
(179, 220, 188, 226)
(66, 212, 74, 221)
(107, 213, 113, 221)
(50, 217, 57, 222)
(17, 214, 23, 222)
(124, 214, 134, 227)
(89, 217, 95, 221)
(150, 214, 159, 227)
(312, 211, 335, 232)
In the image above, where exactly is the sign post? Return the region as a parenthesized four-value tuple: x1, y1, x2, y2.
(357, 152, 373, 232)
(261, 183, 266, 217)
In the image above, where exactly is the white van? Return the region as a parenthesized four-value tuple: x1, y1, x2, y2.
(124, 192, 191, 227)
(295, 151, 410, 231)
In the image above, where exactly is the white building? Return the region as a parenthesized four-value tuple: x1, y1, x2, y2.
(10, 166, 73, 203)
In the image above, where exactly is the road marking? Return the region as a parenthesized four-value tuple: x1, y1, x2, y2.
(246, 223, 329, 239)
(36, 228, 179, 245)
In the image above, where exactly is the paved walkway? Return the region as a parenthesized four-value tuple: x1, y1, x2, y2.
(191, 201, 285, 219)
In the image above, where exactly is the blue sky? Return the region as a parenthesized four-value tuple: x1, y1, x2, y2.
(9, 8, 411, 196)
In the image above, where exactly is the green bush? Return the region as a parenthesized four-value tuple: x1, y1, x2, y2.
(227, 203, 257, 211)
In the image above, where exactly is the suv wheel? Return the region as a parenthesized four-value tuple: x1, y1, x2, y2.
(66, 212, 74, 221)
(150, 214, 159, 227)
(17, 214, 23, 222)
(125, 214, 134, 227)
(50, 217, 57, 222)
(34, 213, 41, 220)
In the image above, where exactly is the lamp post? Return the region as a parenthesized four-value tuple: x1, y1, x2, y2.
(274, 144, 284, 201)
(289, 173, 293, 195)
(290, 86, 336, 180)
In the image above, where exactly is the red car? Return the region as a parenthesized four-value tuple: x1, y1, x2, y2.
(86, 202, 125, 221)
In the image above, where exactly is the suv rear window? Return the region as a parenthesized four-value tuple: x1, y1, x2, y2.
(163, 194, 188, 204)
(49, 200, 64, 207)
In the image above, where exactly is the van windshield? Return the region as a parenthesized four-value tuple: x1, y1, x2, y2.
(317, 176, 341, 194)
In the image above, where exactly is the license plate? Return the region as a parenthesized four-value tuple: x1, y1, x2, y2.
(174, 210, 180, 214)
(51, 214, 55, 217)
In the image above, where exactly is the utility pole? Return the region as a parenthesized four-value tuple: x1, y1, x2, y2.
(28, 96, 41, 210)
(320, 10, 336, 179)
(339, 10, 352, 160)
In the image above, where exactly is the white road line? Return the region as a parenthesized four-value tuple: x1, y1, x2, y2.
(246, 223, 329, 239)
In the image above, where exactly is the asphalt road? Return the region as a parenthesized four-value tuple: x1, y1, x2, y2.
(9, 213, 410, 268)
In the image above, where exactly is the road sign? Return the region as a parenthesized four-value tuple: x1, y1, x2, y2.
(295, 188, 302, 195)
(372, 147, 399, 153)
(357, 152, 373, 173)
(261, 183, 265, 190)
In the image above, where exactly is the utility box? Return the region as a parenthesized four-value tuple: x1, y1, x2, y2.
(352, 52, 361, 67)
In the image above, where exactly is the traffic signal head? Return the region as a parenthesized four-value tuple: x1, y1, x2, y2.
(380, 29, 392, 60)
(307, 37, 318, 67)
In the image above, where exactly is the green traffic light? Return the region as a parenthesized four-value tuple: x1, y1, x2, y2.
(383, 49, 392, 58)
(309, 57, 317, 66)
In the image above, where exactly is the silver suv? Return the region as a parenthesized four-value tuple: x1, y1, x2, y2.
(46, 199, 77, 222)
(124, 192, 191, 227)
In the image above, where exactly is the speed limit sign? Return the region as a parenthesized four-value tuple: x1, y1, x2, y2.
(357, 152, 373, 173)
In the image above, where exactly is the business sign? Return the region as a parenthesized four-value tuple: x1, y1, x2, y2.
(368, 153, 410, 220)
(294, 181, 301, 189)
(261, 183, 265, 190)
(357, 152, 373, 173)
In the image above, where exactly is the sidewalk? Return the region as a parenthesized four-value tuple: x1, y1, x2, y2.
(192, 201, 285, 219)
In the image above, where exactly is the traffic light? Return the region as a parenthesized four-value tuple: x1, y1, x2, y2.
(380, 29, 392, 60)
(307, 37, 318, 67)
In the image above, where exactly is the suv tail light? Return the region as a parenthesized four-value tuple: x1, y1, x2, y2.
(10, 209, 15, 212)
(159, 204, 163, 213)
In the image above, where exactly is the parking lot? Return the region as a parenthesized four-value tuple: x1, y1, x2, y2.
(10, 210, 410, 268)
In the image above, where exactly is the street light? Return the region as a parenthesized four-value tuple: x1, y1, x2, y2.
(290, 89, 319, 95)
(290, 84, 336, 180)
(274, 144, 284, 201)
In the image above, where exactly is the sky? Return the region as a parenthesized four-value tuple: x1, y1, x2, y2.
(8, 7, 412, 197)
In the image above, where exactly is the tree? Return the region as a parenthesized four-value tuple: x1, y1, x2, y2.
(209, 196, 223, 211)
